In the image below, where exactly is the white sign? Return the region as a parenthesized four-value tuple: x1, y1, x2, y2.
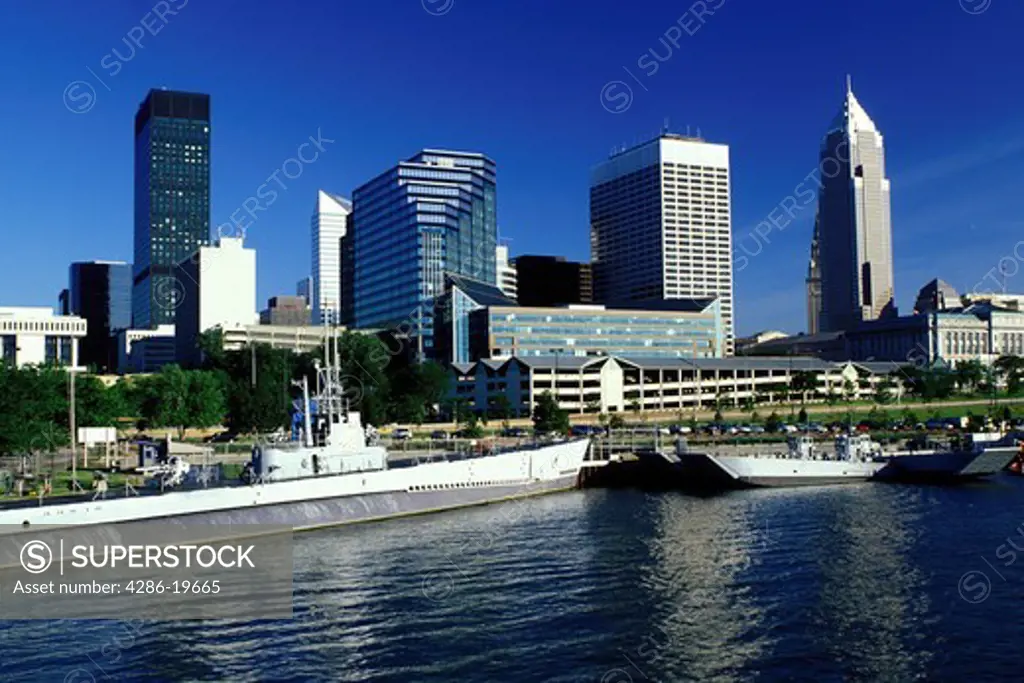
(77, 427, 117, 446)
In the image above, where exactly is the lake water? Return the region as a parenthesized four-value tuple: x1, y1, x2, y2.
(5, 477, 1024, 682)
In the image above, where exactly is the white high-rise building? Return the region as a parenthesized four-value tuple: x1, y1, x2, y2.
(590, 134, 734, 354)
(175, 236, 258, 366)
(812, 79, 895, 333)
(496, 244, 518, 300)
(311, 190, 351, 325)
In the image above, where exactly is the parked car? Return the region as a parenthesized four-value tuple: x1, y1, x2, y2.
(750, 425, 766, 434)
(203, 431, 236, 443)
(669, 424, 693, 435)
(430, 430, 450, 441)
(502, 427, 529, 437)
(391, 428, 413, 440)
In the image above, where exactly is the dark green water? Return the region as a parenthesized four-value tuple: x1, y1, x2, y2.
(5, 478, 1024, 682)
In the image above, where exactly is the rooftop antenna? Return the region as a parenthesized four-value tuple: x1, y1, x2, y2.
(846, 74, 852, 95)
(663, 117, 670, 134)
(696, 126, 702, 139)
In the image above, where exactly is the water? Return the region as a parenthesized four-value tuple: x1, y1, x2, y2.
(5, 478, 1024, 682)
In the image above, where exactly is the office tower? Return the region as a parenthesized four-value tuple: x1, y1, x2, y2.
(261, 296, 312, 326)
(58, 289, 70, 315)
(813, 78, 895, 333)
(68, 261, 133, 371)
(132, 89, 211, 328)
(296, 277, 313, 306)
(353, 149, 497, 358)
(311, 190, 351, 325)
(806, 218, 822, 335)
(496, 244, 517, 300)
(339, 224, 355, 326)
(590, 133, 734, 353)
(514, 255, 594, 307)
(175, 237, 257, 366)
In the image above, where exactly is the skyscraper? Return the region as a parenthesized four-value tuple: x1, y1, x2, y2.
(133, 89, 211, 328)
(812, 79, 895, 333)
(69, 261, 132, 371)
(311, 190, 351, 325)
(514, 255, 593, 307)
(590, 134, 735, 354)
(353, 149, 497, 357)
(806, 216, 822, 334)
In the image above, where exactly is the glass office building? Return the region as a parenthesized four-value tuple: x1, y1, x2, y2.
(133, 89, 211, 328)
(434, 274, 516, 364)
(472, 299, 723, 360)
(69, 261, 132, 371)
(353, 150, 497, 357)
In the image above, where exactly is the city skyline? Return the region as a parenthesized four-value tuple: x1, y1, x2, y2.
(1, 1, 1022, 337)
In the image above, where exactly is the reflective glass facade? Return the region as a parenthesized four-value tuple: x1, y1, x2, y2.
(133, 90, 211, 328)
(69, 261, 132, 372)
(353, 150, 497, 356)
(475, 302, 723, 359)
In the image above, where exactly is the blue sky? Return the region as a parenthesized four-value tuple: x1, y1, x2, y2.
(1, 0, 1023, 335)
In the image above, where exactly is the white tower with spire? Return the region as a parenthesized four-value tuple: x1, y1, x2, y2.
(813, 76, 895, 333)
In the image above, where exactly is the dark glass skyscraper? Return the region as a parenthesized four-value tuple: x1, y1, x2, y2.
(352, 150, 496, 358)
(69, 261, 132, 371)
(133, 89, 211, 328)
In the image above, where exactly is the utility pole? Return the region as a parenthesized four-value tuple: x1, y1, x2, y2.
(69, 367, 77, 489)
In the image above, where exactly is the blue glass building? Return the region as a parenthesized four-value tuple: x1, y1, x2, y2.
(133, 89, 211, 328)
(472, 299, 723, 360)
(434, 274, 516, 364)
(352, 150, 497, 357)
(69, 261, 132, 371)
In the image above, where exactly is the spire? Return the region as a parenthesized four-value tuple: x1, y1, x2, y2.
(827, 75, 877, 135)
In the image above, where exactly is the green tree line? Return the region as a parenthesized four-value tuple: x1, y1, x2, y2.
(0, 330, 451, 457)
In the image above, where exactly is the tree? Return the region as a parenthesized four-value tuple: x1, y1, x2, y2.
(76, 376, 128, 428)
(459, 411, 484, 439)
(136, 365, 226, 439)
(954, 360, 985, 395)
(533, 391, 570, 434)
(842, 378, 856, 403)
(874, 375, 896, 405)
(609, 413, 626, 430)
(713, 409, 723, 423)
(995, 355, 1024, 395)
(797, 407, 808, 424)
(790, 371, 817, 406)
(765, 411, 782, 433)
(0, 364, 68, 458)
(901, 408, 919, 428)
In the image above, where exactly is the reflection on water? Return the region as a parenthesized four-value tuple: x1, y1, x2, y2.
(3, 482, 1024, 682)
(811, 486, 935, 682)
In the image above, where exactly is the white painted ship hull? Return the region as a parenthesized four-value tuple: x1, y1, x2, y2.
(0, 439, 590, 534)
(682, 452, 884, 489)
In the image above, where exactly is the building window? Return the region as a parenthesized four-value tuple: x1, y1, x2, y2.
(1, 335, 14, 364)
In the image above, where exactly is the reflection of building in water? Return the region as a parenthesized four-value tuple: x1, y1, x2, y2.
(633, 495, 774, 681)
(811, 486, 933, 680)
